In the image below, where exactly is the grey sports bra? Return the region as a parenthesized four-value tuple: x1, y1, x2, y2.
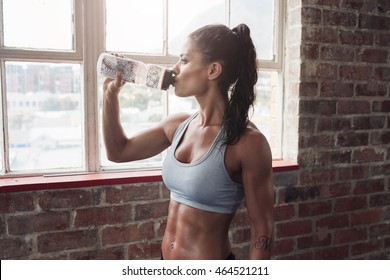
(162, 112, 244, 214)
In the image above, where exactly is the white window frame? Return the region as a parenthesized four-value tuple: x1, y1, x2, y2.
(0, 0, 285, 176)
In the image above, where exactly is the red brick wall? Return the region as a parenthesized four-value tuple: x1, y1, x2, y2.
(275, 0, 389, 259)
(1, 0, 389, 260)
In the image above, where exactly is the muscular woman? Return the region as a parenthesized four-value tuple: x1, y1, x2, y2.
(103, 24, 274, 260)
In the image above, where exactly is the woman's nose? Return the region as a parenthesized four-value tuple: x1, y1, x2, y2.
(172, 60, 180, 75)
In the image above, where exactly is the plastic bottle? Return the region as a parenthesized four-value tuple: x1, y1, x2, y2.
(97, 53, 175, 90)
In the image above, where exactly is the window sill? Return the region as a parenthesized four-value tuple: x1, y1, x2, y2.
(0, 160, 298, 193)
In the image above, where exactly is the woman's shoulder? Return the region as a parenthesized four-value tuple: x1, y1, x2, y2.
(159, 112, 192, 142)
(235, 121, 272, 159)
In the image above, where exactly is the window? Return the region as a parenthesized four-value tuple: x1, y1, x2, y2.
(0, 0, 284, 176)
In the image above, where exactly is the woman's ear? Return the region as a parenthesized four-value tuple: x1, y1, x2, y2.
(208, 62, 222, 80)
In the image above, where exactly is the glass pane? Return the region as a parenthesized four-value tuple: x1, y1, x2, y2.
(6, 62, 83, 172)
(230, 0, 275, 61)
(99, 81, 165, 169)
(252, 70, 280, 158)
(106, 0, 163, 54)
(3, 0, 74, 50)
(168, 0, 225, 55)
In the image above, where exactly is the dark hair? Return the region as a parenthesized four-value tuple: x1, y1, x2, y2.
(188, 24, 258, 145)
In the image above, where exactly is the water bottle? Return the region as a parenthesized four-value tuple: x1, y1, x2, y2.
(97, 53, 175, 90)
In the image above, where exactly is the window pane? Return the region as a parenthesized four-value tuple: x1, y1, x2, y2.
(230, 0, 275, 61)
(168, 0, 225, 55)
(3, 0, 74, 50)
(252, 71, 281, 158)
(99, 82, 165, 169)
(6, 62, 83, 172)
(106, 0, 163, 54)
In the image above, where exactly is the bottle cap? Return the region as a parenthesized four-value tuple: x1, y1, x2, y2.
(161, 69, 175, 90)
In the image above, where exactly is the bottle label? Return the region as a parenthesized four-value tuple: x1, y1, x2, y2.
(146, 65, 165, 89)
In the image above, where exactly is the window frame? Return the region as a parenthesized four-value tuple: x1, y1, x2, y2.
(0, 0, 285, 177)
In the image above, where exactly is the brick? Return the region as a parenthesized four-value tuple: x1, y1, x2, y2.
(302, 44, 319, 60)
(0, 193, 34, 213)
(134, 201, 169, 221)
(342, 0, 364, 10)
(299, 167, 337, 186)
(373, 100, 390, 112)
(300, 100, 336, 115)
(338, 100, 370, 114)
(359, 14, 390, 31)
(314, 245, 349, 259)
(8, 211, 70, 235)
(338, 165, 370, 181)
(317, 117, 351, 131)
(335, 196, 367, 212)
(276, 220, 312, 238)
(337, 131, 369, 147)
(356, 83, 387, 97)
(300, 82, 319, 97)
(38, 229, 98, 253)
(372, 131, 390, 145)
(272, 238, 294, 256)
(316, 63, 338, 79)
(299, 201, 332, 217)
(339, 65, 372, 81)
(298, 152, 316, 168)
(355, 179, 385, 194)
(105, 183, 160, 204)
(316, 214, 349, 229)
(70, 247, 124, 260)
(320, 82, 354, 97)
(357, 48, 388, 63)
(302, 7, 322, 24)
(297, 232, 331, 249)
(320, 182, 352, 199)
(274, 204, 295, 221)
(101, 222, 154, 245)
(351, 239, 381, 256)
(323, 10, 357, 27)
(39, 189, 97, 209)
(75, 205, 133, 227)
(299, 134, 334, 149)
(375, 33, 390, 47)
(339, 30, 374, 46)
(352, 148, 384, 163)
(371, 163, 390, 177)
(317, 150, 351, 165)
(353, 116, 385, 129)
(0, 237, 32, 259)
(284, 185, 321, 203)
(370, 223, 390, 238)
(299, 117, 316, 133)
(128, 241, 161, 260)
(334, 228, 367, 245)
(370, 193, 390, 207)
(302, 26, 338, 43)
(351, 208, 384, 226)
(373, 67, 390, 81)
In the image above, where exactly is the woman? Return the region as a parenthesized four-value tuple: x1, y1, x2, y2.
(102, 24, 274, 260)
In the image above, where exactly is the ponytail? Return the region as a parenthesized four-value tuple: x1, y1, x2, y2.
(188, 24, 258, 145)
(224, 24, 258, 144)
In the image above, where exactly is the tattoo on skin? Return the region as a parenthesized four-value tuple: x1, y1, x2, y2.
(255, 235, 273, 253)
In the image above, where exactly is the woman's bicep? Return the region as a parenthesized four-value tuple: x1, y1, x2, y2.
(114, 113, 190, 163)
